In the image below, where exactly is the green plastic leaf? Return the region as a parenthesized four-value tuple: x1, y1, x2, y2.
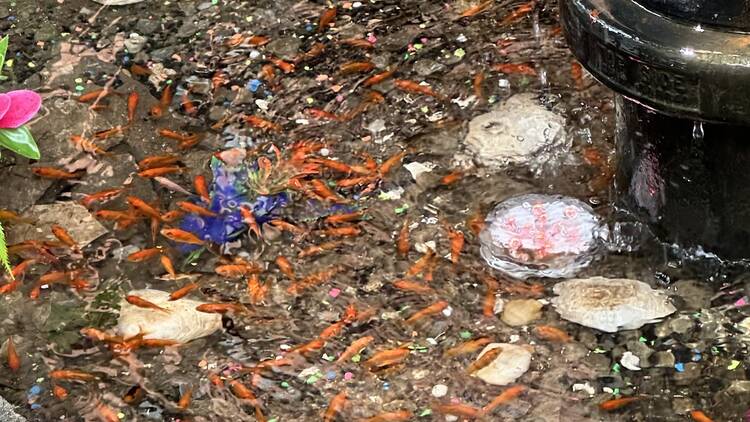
(0, 222, 11, 279)
(0, 126, 40, 160)
(0, 35, 8, 74)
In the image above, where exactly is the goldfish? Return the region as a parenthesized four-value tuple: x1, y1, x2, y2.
(499, 1, 534, 26)
(10, 259, 35, 279)
(208, 373, 224, 388)
(318, 7, 337, 32)
(269, 57, 295, 74)
(467, 207, 486, 235)
(466, 347, 502, 374)
(363, 67, 396, 87)
(0, 210, 34, 224)
(406, 249, 436, 277)
(123, 385, 146, 404)
(247, 35, 270, 46)
(379, 150, 408, 176)
(298, 241, 342, 258)
(337, 336, 375, 363)
(141, 338, 180, 348)
(294, 42, 326, 63)
(340, 61, 375, 75)
(473, 71, 485, 102)
(481, 385, 526, 415)
(492, 63, 537, 76)
(571, 61, 584, 89)
(138, 154, 180, 170)
(6, 337, 19, 371)
(288, 338, 326, 355)
(458, 0, 493, 18)
(127, 196, 162, 220)
(161, 228, 204, 245)
(361, 410, 413, 422)
(31, 167, 84, 180)
(406, 300, 448, 324)
(340, 38, 374, 49)
(129, 63, 152, 76)
(317, 226, 361, 237)
(49, 369, 97, 382)
(80, 327, 121, 343)
(274, 256, 296, 280)
(169, 283, 199, 301)
(230, 380, 258, 403)
(69, 135, 110, 156)
(319, 320, 347, 341)
(195, 303, 247, 314)
(444, 337, 492, 358)
(93, 125, 127, 140)
(325, 211, 365, 225)
(440, 170, 464, 185)
(96, 403, 120, 422)
(599, 396, 641, 411)
(393, 79, 442, 99)
(306, 108, 342, 121)
(80, 188, 125, 207)
(215, 263, 261, 278)
(160, 255, 176, 279)
(244, 115, 282, 132)
(177, 387, 192, 409)
(176, 201, 217, 217)
(240, 206, 262, 238)
(310, 157, 356, 174)
(310, 179, 349, 203)
(127, 92, 139, 124)
(181, 92, 197, 116)
(445, 225, 465, 264)
(690, 410, 714, 422)
(390, 220, 409, 259)
(51, 224, 78, 249)
(247, 274, 268, 304)
(363, 347, 409, 370)
(127, 248, 161, 262)
(287, 265, 343, 295)
(533, 325, 572, 343)
(0, 280, 19, 294)
(126, 295, 170, 313)
(52, 385, 68, 400)
(392, 279, 434, 294)
(160, 210, 184, 222)
(194, 175, 210, 202)
(432, 403, 480, 418)
(150, 85, 173, 118)
(138, 166, 184, 178)
(483, 285, 497, 318)
(324, 391, 347, 422)
(77, 89, 113, 103)
(336, 176, 378, 189)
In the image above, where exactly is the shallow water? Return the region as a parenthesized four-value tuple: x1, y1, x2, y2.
(0, 0, 748, 421)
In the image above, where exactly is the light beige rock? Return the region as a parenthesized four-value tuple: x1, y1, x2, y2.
(7, 202, 108, 247)
(501, 299, 543, 326)
(116, 289, 222, 343)
(472, 343, 532, 386)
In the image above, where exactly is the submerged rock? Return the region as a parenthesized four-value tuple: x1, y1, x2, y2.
(501, 299, 543, 326)
(465, 93, 567, 169)
(7, 203, 108, 247)
(479, 194, 608, 279)
(472, 343, 532, 386)
(116, 289, 222, 343)
(551, 277, 676, 333)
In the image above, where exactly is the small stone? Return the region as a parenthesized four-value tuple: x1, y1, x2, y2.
(413, 59, 445, 77)
(501, 299, 543, 326)
(650, 351, 676, 368)
(472, 343, 532, 386)
(124, 33, 148, 54)
(620, 351, 641, 371)
(431, 384, 448, 397)
(626, 340, 653, 369)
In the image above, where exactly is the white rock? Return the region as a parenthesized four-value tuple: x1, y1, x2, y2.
(403, 161, 436, 181)
(431, 384, 448, 397)
(116, 289, 222, 343)
(501, 299, 543, 326)
(551, 277, 676, 333)
(472, 343, 532, 386)
(620, 351, 641, 371)
(464, 93, 567, 169)
(572, 382, 595, 396)
(124, 33, 147, 54)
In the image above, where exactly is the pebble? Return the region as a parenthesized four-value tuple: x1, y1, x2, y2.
(620, 351, 641, 371)
(431, 384, 448, 398)
(124, 33, 148, 54)
(650, 351, 676, 368)
(472, 343, 532, 386)
(501, 299, 543, 326)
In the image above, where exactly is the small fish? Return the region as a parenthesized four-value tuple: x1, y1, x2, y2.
(6, 337, 19, 371)
(195, 303, 247, 314)
(150, 85, 173, 118)
(466, 347, 502, 374)
(339, 38, 374, 49)
(96, 403, 120, 422)
(361, 410, 413, 422)
(444, 337, 492, 358)
(80, 328, 121, 343)
(363, 67, 396, 87)
(336, 335, 374, 363)
(393, 79, 442, 99)
(440, 170, 464, 185)
(10, 259, 36, 279)
(432, 403, 480, 418)
(178, 387, 193, 409)
(325, 211, 364, 225)
(160, 255, 176, 279)
(127, 196, 162, 220)
(295, 42, 326, 63)
(689, 410, 714, 422)
(306, 108, 341, 121)
(499, 1, 534, 26)
(406, 300, 448, 324)
(0, 210, 34, 224)
(363, 347, 409, 370)
(310, 157, 355, 174)
(298, 241, 342, 258)
(319, 320, 347, 341)
(93, 125, 127, 140)
(138, 166, 184, 178)
(318, 7, 337, 33)
(31, 167, 84, 180)
(240, 206, 262, 238)
(169, 283, 200, 301)
(215, 263, 261, 278)
(138, 154, 180, 171)
(406, 249, 436, 277)
(181, 92, 197, 116)
(379, 150, 408, 176)
(467, 207, 486, 235)
(483, 286, 497, 318)
(244, 115, 283, 132)
(80, 188, 125, 207)
(176, 201, 217, 217)
(288, 338, 326, 355)
(247, 274, 268, 305)
(126, 295, 170, 313)
(324, 391, 348, 422)
(77, 89, 113, 103)
(127, 92, 139, 124)
(287, 265, 343, 294)
(129, 63, 152, 76)
(391, 279, 434, 294)
(310, 180, 350, 204)
(52, 385, 68, 400)
(317, 226, 361, 237)
(51, 225, 78, 250)
(49, 369, 97, 382)
(127, 248, 162, 262)
(123, 385, 146, 404)
(339, 61, 375, 75)
(598, 396, 641, 411)
(492, 63, 537, 76)
(161, 228, 204, 245)
(481, 385, 525, 415)
(445, 225, 465, 264)
(275, 255, 296, 280)
(141, 338, 180, 348)
(270, 57, 295, 74)
(194, 175, 210, 202)
(533, 325, 572, 343)
(229, 380, 258, 403)
(458, 0, 493, 18)
(473, 71, 485, 102)
(69, 135, 110, 156)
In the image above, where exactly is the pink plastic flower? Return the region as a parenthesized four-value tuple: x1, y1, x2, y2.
(0, 90, 42, 129)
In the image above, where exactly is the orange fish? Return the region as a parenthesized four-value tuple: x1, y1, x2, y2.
(492, 63, 537, 76)
(287, 338, 326, 356)
(337, 335, 375, 363)
(169, 283, 199, 301)
(49, 369, 97, 382)
(150, 85, 173, 118)
(127, 248, 161, 262)
(69, 135, 110, 156)
(445, 225, 465, 264)
(324, 391, 347, 422)
(52, 384, 68, 400)
(690, 410, 714, 422)
(176, 201, 217, 217)
(127, 196, 162, 220)
(395, 219, 410, 257)
(310, 157, 356, 174)
(364, 347, 409, 370)
(129, 64, 152, 76)
(10, 259, 35, 279)
(363, 67, 396, 87)
(340, 61, 375, 75)
(127, 92, 139, 124)
(80, 187, 125, 207)
(126, 295, 170, 313)
(229, 380, 258, 403)
(160, 255, 176, 279)
(392, 279, 433, 294)
(295, 42, 326, 63)
(533, 325, 572, 343)
(6, 337, 19, 371)
(298, 241, 342, 258)
(393, 79, 442, 99)
(215, 263, 260, 278)
(138, 166, 184, 178)
(325, 211, 364, 225)
(244, 115, 282, 132)
(77, 89, 113, 103)
(317, 226, 361, 237)
(361, 410, 413, 422)
(161, 228, 204, 245)
(181, 92, 197, 116)
(440, 170, 464, 185)
(406, 249, 436, 277)
(406, 300, 448, 324)
(319, 320, 347, 341)
(195, 303, 247, 314)
(247, 274, 268, 304)
(287, 265, 342, 295)
(51, 224, 78, 249)
(473, 71, 485, 102)
(467, 207, 486, 235)
(340, 38, 374, 49)
(481, 385, 526, 415)
(306, 108, 341, 121)
(161, 210, 184, 222)
(96, 403, 120, 422)
(433, 403, 480, 418)
(467, 347, 502, 374)
(194, 175, 210, 202)
(458, 0, 493, 18)
(598, 396, 641, 411)
(379, 150, 408, 176)
(177, 387, 193, 409)
(138, 154, 180, 170)
(31, 167, 84, 180)
(93, 125, 127, 140)
(499, 1, 534, 26)
(483, 285, 497, 318)
(310, 180, 349, 204)
(318, 7, 337, 33)
(0, 210, 34, 224)
(444, 337, 492, 358)
(240, 206, 262, 238)
(275, 256, 296, 280)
